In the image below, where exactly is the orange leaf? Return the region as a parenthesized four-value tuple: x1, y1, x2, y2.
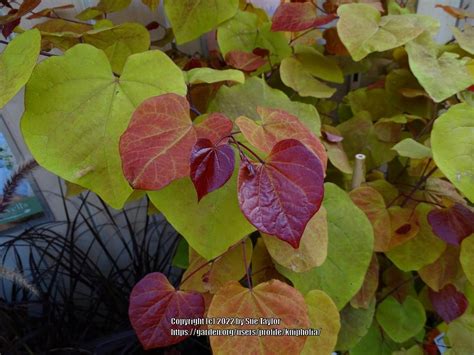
(251, 239, 286, 285)
(418, 245, 460, 291)
(207, 280, 310, 354)
(387, 206, 420, 250)
(236, 107, 328, 170)
(350, 186, 392, 252)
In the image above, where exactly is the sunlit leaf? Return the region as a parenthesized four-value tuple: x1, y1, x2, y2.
(180, 239, 252, 293)
(209, 76, 322, 137)
(217, 10, 291, 65)
(428, 284, 468, 323)
(446, 313, 474, 355)
(83, 23, 151, 74)
(224, 50, 268, 72)
(337, 3, 439, 61)
(21, 45, 186, 208)
(35, 19, 92, 51)
(263, 206, 328, 272)
(375, 295, 426, 343)
(460, 235, 474, 286)
(406, 33, 473, 102)
(278, 183, 374, 309)
(185, 68, 245, 85)
(0, 30, 40, 109)
(164, 0, 238, 44)
(392, 138, 432, 159)
(207, 280, 310, 354)
(236, 107, 327, 169)
(148, 173, 255, 261)
(238, 139, 324, 248)
(129, 272, 205, 349)
(271, 2, 336, 32)
(452, 25, 474, 55)
(386, 203, 446, 271)
(336, 299, 375, 351)
(302, 290, 340, 355)
(431, 103, 474, 202)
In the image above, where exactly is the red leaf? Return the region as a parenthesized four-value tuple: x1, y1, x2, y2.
(1, 14, 20, 38)
(120, 95, 233, 191)
(238, 139, 324, 248)
(428, 284, 468, 323)
(225, 51, 267, 72)
(252, 47, 270, 57)
(236, 107, 328, 170)
(467, 85, 474, 92)
(427, 203, 474, 246)
(128, 272, 205, 349)
(120, 94, 196, 190)
(271, 3, 337, 32)
(194, 112, 233, 144)
(190, 139, 235, 201)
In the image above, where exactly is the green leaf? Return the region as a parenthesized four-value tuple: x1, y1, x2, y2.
(336, 300, 376, 351)
(208, 76, 321, 136)
(446, 313, 474, 355)
(148, 173, 255, 260)
(165, 0, 239, 44)
(350, 323, 400, 355)
(347, 87, 400, 121)
(280, 56, 336, 99)
(98, 0, 132, 12)
(83, 23, 151, 74)
(460, 235, 474, 286)
(302, 290, 340, 355)
(452, 24, 474, 55)
(172, 238, 189, 269)
(277, 183, 374, 309)
(386, 203, 446, 271)
(293, 45, 344, 83)
(0, 30, 40, 109)
(185, 68, 244, 85)
(431, 103, 474, 202)
(406, 33, 473, 102)
(337, 3, 439, 61)
(392, 138, 432, 159)
(217, 10, 291, 64)
(21, 45, 186, 209)
(76, 7, 104, 21)
(376, 296, 426, 343)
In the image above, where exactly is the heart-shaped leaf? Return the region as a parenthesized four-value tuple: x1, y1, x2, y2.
(460, 235, 474, 286)
(128, 272, 205, 349)
(418, 245, 460, 292)
(376, 295, 426, 343)
(238, 139, 324, 248)
(190, 139, 235, 201)
(120, 95, 233, 191)
(225, 50, 267, 72)
(207, 280, 309, 354)
(428, 284, 468, 323)
(236, 107, 327, 170)
(262, 206, 328, 272)
(427, 203, 474, 246)
(271, 2, 336, 32)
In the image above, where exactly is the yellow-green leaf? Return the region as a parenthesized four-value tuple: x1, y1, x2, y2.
(83, 23, 150, 74)
(165, 0, 239, 44)
(21, 45, 186, 209)
(302, 290, 340, 355)
(148, 173, 255, 260)
(185, 67, 244, 85)
(293, 45, 344, 84)
(278, 183, 374, 309)
(446, 313, 474, 355)
(431, 103, 474, 202)
(280, 56, 336, 99)
(386, 203, 446, 271)
(392, 138, 432, 159)
(0, 30, 40, 109)
(98, 0, 132, 12)
(263, 206, 328, 273)
(337, 300, 375, 351)
(406, 33, 473, 102)
(452, 24, 474, 55)
(337, 3, 439, 61)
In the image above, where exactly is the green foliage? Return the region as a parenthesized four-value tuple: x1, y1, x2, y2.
(2, 1, 474, 353)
